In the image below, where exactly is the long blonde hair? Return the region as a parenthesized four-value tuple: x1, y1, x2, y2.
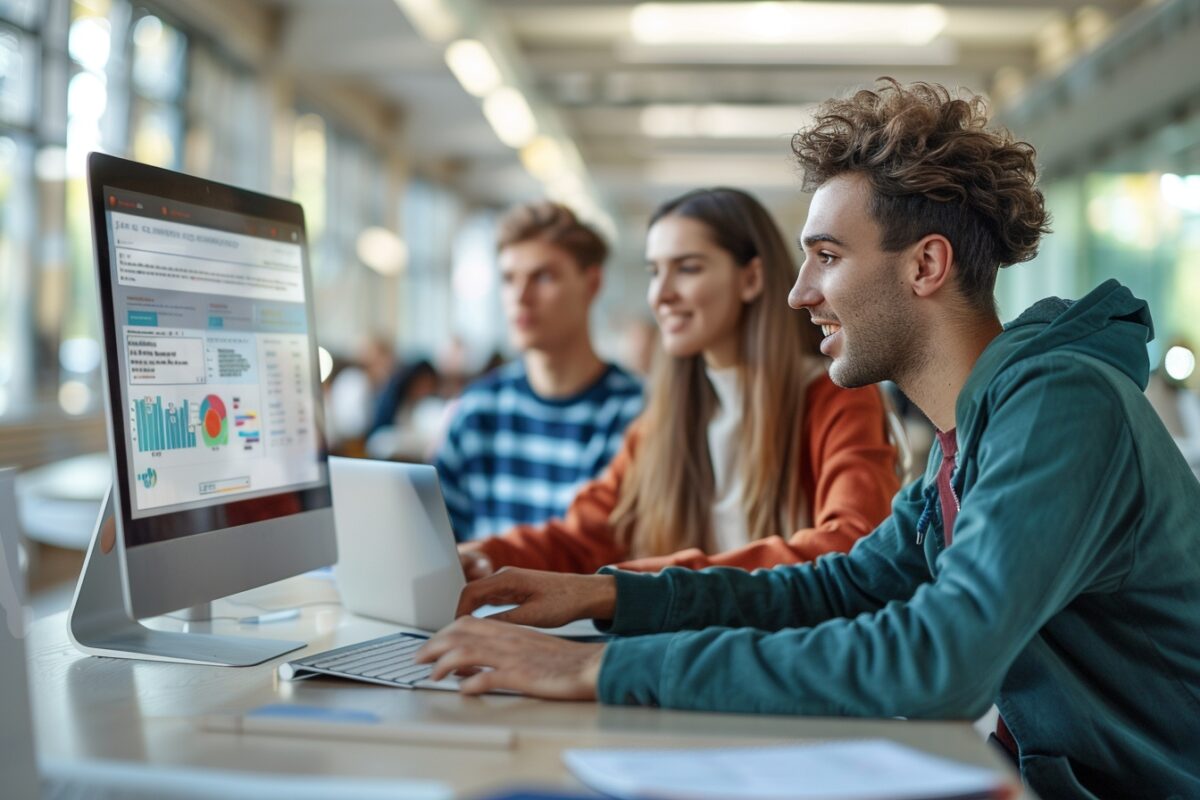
(611, 188, 826, 556)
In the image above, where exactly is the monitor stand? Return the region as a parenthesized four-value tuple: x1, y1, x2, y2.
(67, 487, 305, 666)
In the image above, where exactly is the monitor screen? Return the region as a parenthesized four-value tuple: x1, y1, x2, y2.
(98, 182, 327, 544)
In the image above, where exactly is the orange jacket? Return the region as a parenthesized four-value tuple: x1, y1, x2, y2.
(470, 375, 899, 573)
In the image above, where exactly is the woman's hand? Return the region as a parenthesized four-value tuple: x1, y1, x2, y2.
(458, 545, 495, 581)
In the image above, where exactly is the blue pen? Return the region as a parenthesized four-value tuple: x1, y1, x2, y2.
(237, 608, 301, 624)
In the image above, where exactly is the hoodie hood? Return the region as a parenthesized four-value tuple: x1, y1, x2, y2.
(957, 279, 1154, 434)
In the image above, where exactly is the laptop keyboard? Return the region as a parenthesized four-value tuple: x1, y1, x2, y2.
(278, 632, 457, 690)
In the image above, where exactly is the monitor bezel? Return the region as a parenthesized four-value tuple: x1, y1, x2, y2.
(87, 152, 333, 551)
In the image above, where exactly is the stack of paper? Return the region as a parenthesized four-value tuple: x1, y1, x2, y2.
(563, 738, 1014, 800)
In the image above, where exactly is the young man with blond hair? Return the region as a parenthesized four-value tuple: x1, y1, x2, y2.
(435, 201, 642, 541)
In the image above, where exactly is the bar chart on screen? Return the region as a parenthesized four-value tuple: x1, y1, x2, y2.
(130, 391, 261, 456)
(132, 395, 198, 452)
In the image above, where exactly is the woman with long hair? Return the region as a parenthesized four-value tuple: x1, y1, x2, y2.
(459, 187, 900, 577)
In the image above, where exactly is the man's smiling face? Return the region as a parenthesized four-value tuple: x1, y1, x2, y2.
(789, 173, 927, 389)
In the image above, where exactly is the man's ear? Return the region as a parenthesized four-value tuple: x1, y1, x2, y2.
(740, 256, 765, 303)
(909, 235, 954, 299)
(583, 263, 603, 302)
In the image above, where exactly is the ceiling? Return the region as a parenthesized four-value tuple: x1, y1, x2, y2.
(256, 0, 1148, 227)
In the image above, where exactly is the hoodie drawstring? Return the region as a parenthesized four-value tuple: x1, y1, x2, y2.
(914, 481, 939, 546)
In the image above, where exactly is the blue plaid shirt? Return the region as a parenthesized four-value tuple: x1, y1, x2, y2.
(435, 361, 643, 542)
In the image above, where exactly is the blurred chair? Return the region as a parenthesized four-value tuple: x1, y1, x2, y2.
(15, 453, 109, 551)
(1, 465, 39, 800)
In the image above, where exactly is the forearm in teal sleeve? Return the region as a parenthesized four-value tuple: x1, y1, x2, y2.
(596, 632, 674, 707)
(597, 484, 930, 638)
(599, 559, 1066, 718)
(597, 366, 1138, 719)
(598, 565, 841, 636)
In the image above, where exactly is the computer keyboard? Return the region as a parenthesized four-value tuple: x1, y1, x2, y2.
(278, 632, 459, 691)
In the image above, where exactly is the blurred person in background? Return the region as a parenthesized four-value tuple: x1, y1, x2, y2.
(433, 335, 473, 400)
(370, 359, 441, 436)
(363, 358, 448, 462)
(458, 187, 900, 579)
(1145, 337, 1200, 476)
(435, 201, 643, 541)
(325, 333, 399, 455)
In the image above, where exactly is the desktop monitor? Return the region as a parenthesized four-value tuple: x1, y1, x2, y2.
(69, 152, 335, 665)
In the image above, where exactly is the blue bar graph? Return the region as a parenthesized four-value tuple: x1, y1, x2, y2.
(134, 397, 197, 452)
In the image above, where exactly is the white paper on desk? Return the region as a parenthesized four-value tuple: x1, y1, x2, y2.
(563, 738, 1010, 800)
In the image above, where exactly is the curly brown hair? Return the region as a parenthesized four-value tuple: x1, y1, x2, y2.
(495, 200, 608, 269)
(792, 78, 1051, 311)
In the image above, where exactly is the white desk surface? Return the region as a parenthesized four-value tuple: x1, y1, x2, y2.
(28, 574, 1029, 798)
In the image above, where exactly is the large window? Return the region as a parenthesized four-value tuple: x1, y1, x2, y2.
(403, 178, 463, 357)
(2, 0, 453, 434)
(0, 1, 54, 418)
(291, 109, 406, 356)
(1084, 173, 1200, 363)
(999, 171, 1200, 373)
(0, 133, 34, 417)
(0, 0, 188, 421)
(186, 47, 270, 192)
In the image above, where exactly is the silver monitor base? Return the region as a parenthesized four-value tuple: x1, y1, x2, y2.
(67, 487, 305, 666)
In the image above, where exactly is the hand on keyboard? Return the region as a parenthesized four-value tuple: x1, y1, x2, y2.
(278, 632, 450, 689)
(453, 568, 616, 629)
(415, 617, 604, 700)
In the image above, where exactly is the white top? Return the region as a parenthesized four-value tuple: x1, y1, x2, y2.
(706, 365, 750, 552)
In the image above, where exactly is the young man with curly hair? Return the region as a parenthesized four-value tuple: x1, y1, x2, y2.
(417, 81, 1200, 799)
(435, 201, 642, 541)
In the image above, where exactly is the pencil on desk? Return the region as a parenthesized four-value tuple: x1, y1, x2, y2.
(199, 708, 516, 750)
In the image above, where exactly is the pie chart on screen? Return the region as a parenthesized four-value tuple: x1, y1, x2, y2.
(199, 394, 228, 446)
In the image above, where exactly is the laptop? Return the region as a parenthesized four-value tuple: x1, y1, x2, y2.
(278, 457, 600, 690)
(271, 459, 462, 690)
(330, 458, 464, 632)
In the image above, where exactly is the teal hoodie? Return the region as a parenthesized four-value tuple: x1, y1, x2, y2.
(597, 280, 1200, 799)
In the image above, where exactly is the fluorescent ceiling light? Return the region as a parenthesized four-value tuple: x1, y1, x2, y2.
(630, 2, 948, 46)
(356, 226, 408, 276)
(646, 156, 799, 187)
(393, 0, 459, 42)
(520, 135, 568, 181)
(445, 39, 502, 97)
(641, 104, 816, 139)
(1164, 346, 1196, 382)
(482, 87, 538, 148)
(545, 171, 586, 204)
(618, 40, 956, 66)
